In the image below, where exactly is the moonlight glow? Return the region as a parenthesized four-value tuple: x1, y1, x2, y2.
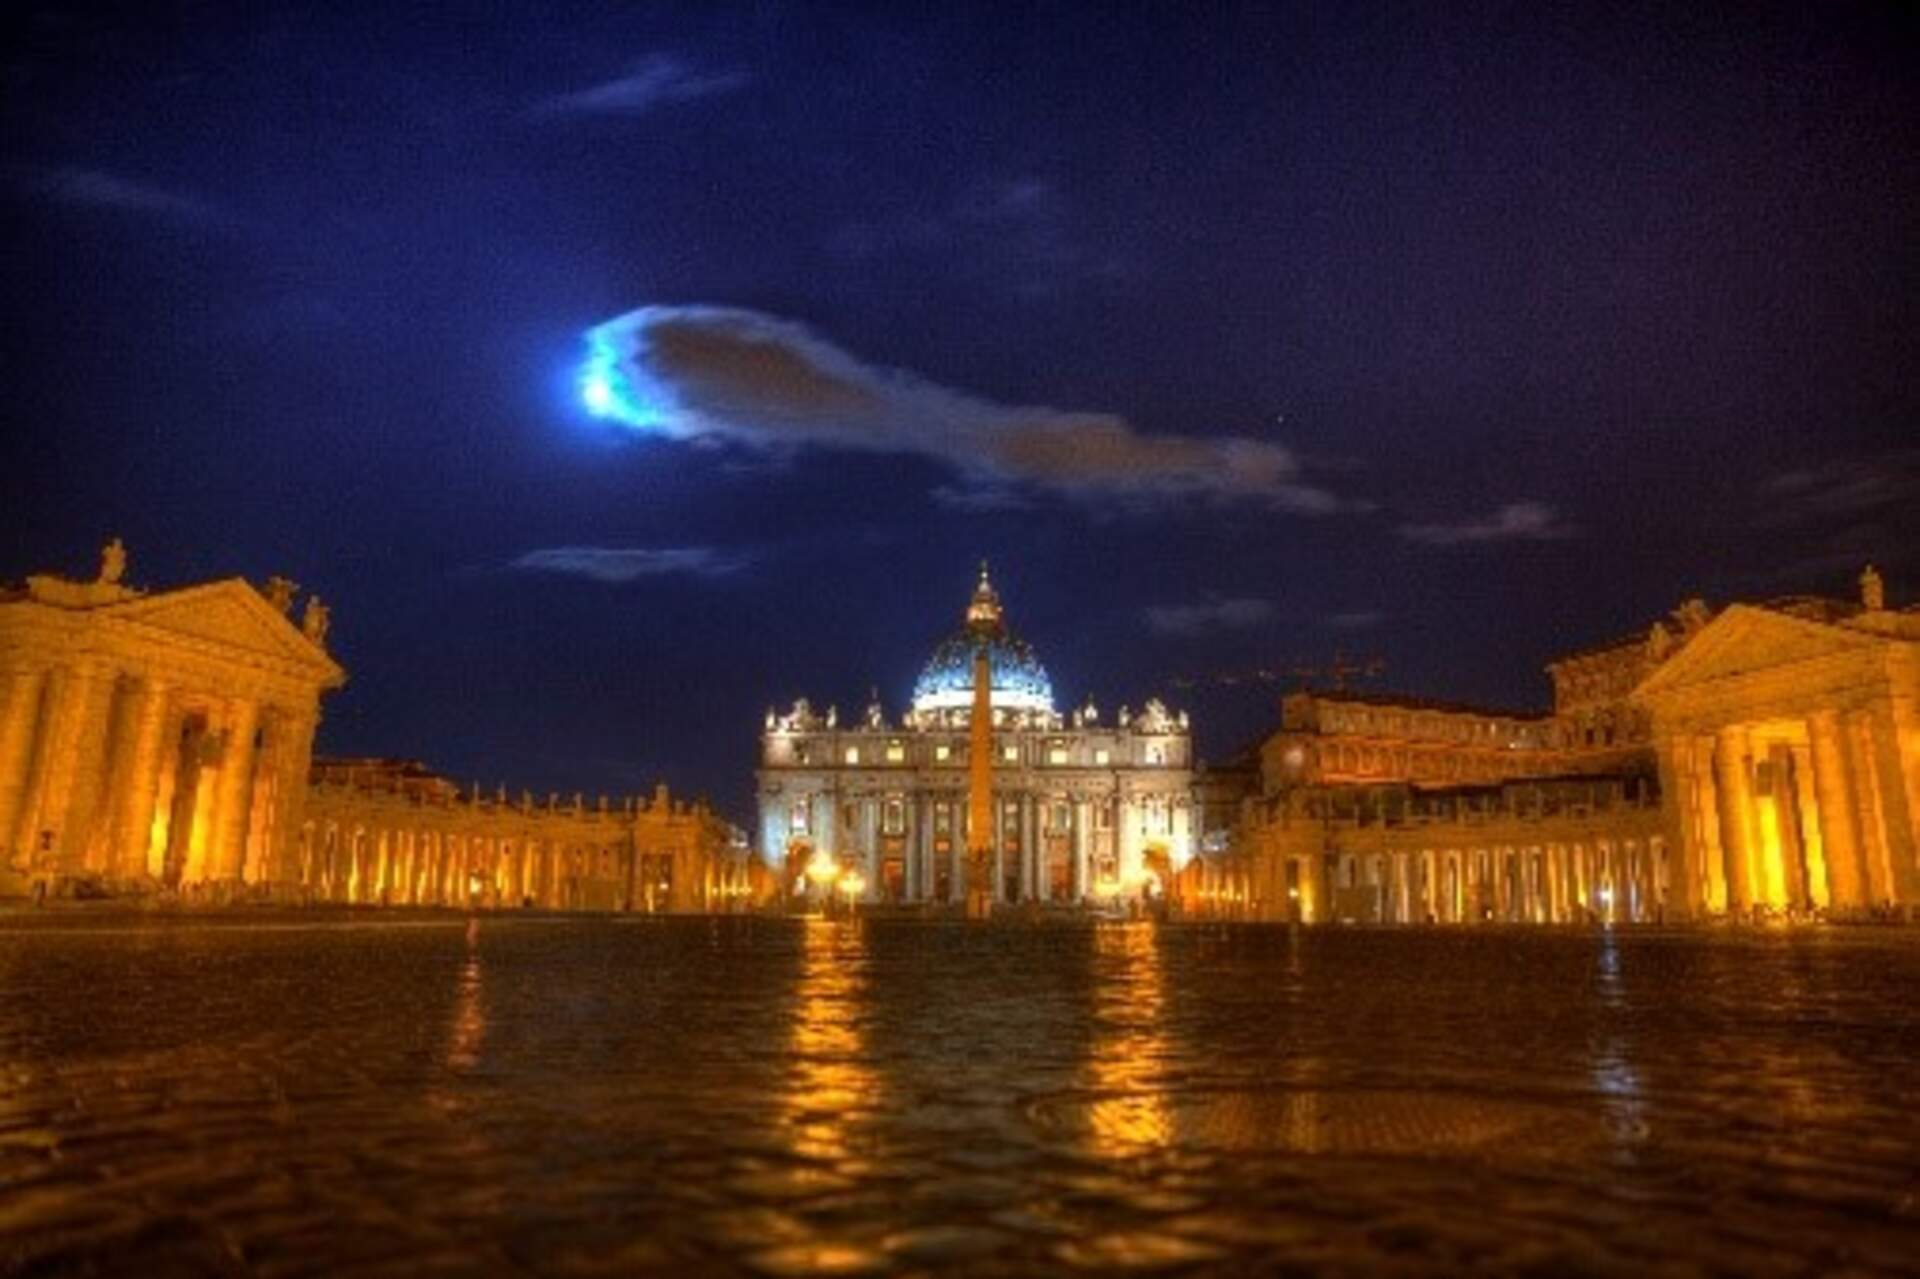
(576, 320, 679, 432)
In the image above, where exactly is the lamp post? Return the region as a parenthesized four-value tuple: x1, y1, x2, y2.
(804, 849, 840, 915)
(838, 871, 866, 917)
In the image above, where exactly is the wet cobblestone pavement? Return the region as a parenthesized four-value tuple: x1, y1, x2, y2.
(0, 915, 1916, 1276)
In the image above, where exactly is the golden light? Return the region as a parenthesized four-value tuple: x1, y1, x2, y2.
(804, 850, 840, 887)
(838, 871, 866, 899)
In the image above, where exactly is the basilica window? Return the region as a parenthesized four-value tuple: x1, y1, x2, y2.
(844, 746, 860, 765)
(1047, 741, 1068, 765)
(884, 798, 905, 834)
(934, 803, 951, 834)
(1002, 743, 1019, 763)
(1146, 743, 1164, 765)
(886, 741, 905, 763)
(1093, 748, 1111, 766)
(790, 798, 810, 834)
(934, 743, 952, 762)
(1051, 802, 1070, 831)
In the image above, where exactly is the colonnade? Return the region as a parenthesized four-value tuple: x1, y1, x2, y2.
(1187, 835, 1666, 925)
(298, 784, 754, 913)
(1659, 703, 1917, 918)
(0, 660, 317, 894)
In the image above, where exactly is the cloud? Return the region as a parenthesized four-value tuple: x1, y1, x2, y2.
(1144, 597, 1276, 636)
(580, 305, 1349, 512)
(1756, 450, 1919, 526)
(930, 483, 1032, 512)
(532, 54, 746, 118)
(1399, 502, 1576, 546)
(508, 546, 748, 583)
(14, 165, 223, 228)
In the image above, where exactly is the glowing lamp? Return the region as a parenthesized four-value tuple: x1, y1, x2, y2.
(805, 851, 839, 887)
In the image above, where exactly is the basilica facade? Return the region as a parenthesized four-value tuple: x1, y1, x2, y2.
(756, 567, 1195, 906)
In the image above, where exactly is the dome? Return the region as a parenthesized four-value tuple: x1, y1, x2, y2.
(910, 564, 1055, 716)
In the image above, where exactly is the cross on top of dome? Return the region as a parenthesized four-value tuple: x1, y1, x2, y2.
(965, 559, 1004, 637)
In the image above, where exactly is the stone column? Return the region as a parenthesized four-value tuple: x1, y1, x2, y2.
(1713, 727, 1755, 914)
(1862, 701, 1918, 908)
(38, 664, 118, 877)
(113, 679, 171, 881)
(211, 699, 262, 882)
(1117, 791, 1140, 895)
(1022, 793, 1038, 901)
(906, 794, 921, 900)
(1070, 798, 1088, 900)
(0, 668, 48, 872)
(269, 707, 319, 889)
(1652, 735, 1700, 919)
(1845, 712, 1895, 906)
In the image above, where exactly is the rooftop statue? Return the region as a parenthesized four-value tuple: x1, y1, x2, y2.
(98, 536, 126, 585)
(1860, 564, 1885, 612)
(301, 595, 331, 646)
(264, 575, 299, 614)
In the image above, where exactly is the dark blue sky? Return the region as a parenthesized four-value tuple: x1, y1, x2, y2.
(4, 2, 1914, 822)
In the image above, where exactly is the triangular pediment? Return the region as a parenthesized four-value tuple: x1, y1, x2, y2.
(1631, 604, 1883, 702)
(99, 578, 345, 683)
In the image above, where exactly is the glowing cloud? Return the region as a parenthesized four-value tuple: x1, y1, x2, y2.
(579, 306, 1347, 511)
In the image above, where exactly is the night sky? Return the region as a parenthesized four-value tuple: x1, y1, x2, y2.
(4, 3, 1914, 824)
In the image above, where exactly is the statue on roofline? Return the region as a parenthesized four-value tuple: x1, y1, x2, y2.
(1671, 598, 1711, 638)
(98, 537, 127, 585)
(1860, 564, 1885, 611)
(264, 575, 299, 614)
(301, 595, 331, 646)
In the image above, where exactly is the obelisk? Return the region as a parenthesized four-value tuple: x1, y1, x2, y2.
(965, 563, 997, 920)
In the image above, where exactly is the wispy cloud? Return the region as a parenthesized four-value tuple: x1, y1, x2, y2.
(580, 305, 1350, 513)
(1144, 597, 1276, 636)
(1757, 450, 1918, 526)
(830, 176, 1116, 296)
(930, 483, 1032, 513)
(508, 546, 749, 583)
(531, 54, 746, 118)
(1400, 501, 1576, 546)
(14, 165, 224, 229)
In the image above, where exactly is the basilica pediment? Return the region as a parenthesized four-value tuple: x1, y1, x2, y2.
(97, 578, 346, 683)
(1630, 604, 1885, 704)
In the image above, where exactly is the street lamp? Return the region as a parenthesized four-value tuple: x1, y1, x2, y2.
(838, 871, 866, 915)
(804, 850, 839, 914)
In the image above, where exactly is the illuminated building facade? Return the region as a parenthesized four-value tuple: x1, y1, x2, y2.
(0, 543, 750, 908)
(302, 761, 754, 912)
(1187, 568, 1918, 925)
(757, 565, 1195, 905)
(0, 541, 342, 897)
